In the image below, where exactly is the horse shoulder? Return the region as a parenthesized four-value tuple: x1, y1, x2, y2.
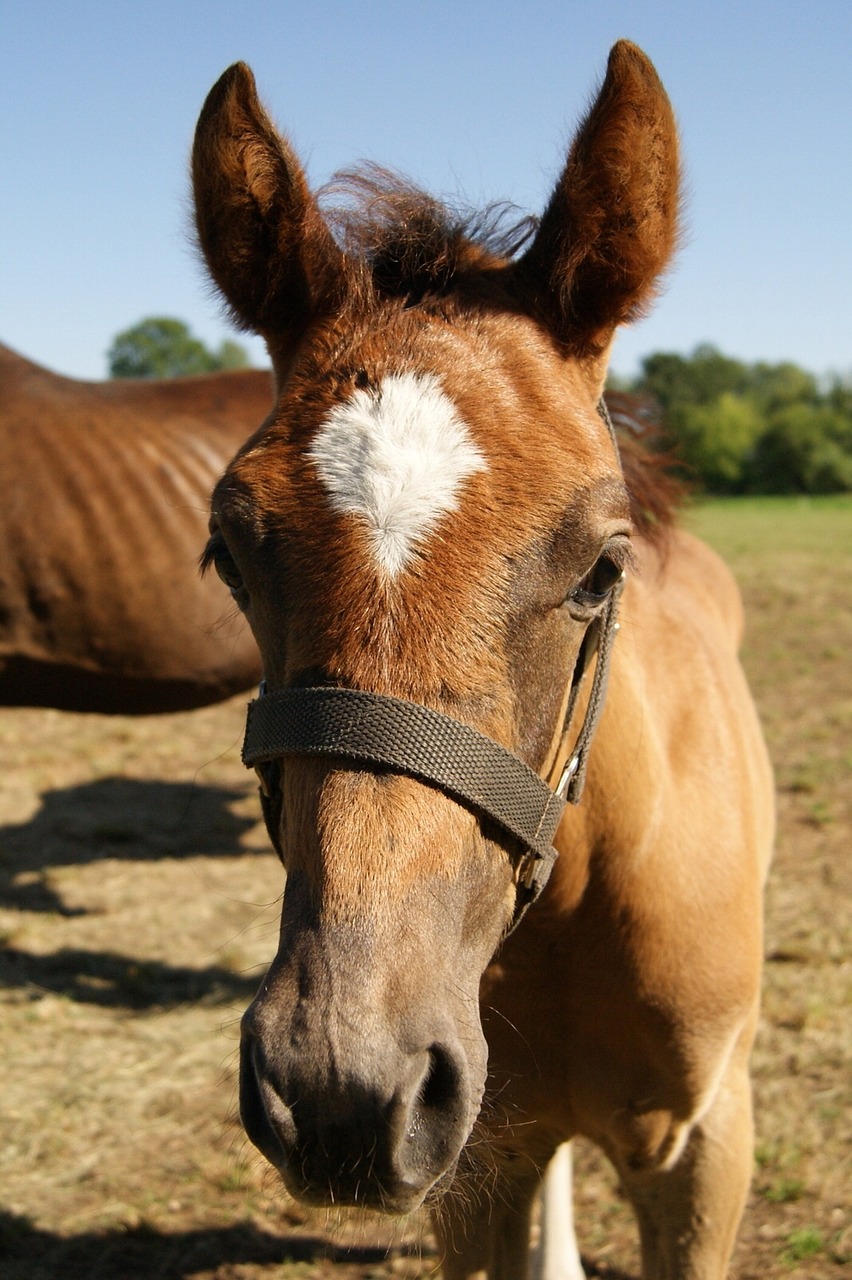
(587, 525, 773, 877)
(554, 525, 772, 1012)
(650, 526, 747, 649)
(478, 527, 773, 1169)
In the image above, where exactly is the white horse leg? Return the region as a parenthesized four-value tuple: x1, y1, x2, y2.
(532, 1143, 586, 1280)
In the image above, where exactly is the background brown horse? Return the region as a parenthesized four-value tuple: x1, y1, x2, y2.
(191, 42, 774, 1279)
(0, 344, 266, 713)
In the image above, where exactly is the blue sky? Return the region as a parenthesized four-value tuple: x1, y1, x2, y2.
(3, 1, 850, 382)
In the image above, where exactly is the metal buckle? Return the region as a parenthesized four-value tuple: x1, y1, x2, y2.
(555, 754, 580, 799)
(252, 680, 272, 796)
(520, 853, 539, 890)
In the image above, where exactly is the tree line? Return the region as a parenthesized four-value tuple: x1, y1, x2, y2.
(108, 321, 852, 495)
(614, 343, 852, 494)
(107, 317, 250, 379)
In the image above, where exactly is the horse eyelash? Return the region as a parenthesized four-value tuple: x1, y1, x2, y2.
(199, 537, 217, 577)
(595, 538, 636, 580)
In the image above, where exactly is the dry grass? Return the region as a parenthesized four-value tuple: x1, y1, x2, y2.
(1, 496, 850, 1279)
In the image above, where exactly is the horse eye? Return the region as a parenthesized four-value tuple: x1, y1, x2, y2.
(204, 534, 245, 595)
(570, 554, 624, 607)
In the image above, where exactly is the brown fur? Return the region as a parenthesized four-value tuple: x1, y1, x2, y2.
(0, 344, 268, 712)
(193, 42, 773, 1279)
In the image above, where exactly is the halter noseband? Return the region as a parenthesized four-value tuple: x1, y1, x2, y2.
(240, 402, 625, 931)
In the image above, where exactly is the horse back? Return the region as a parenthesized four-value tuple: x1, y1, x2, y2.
(0, 344, 269, 710)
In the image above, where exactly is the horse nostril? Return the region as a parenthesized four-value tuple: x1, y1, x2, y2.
(401, 1042, 468, 1181)
(418, 1043, 461, 1116)
(239, 1029, 297, 1169)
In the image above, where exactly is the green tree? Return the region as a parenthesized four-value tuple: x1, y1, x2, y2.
(750, 361, 818, 414)
(107, 317, 250, 378)
(825, 375, 852, 418)
(752, 404, 852, 493)
(673, 392, 764, 492)
(636, 344, 751, 414)
(623, 345, 852, 494)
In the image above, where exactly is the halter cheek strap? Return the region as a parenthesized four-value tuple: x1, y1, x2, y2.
(554, 570, 624, 804)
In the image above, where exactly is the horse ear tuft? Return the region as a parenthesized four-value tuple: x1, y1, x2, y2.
(191, 63, 345, 356)
(515, 41, 682, 361)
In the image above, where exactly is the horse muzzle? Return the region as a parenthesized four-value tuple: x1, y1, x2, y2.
(239, 1008, 477, 1212)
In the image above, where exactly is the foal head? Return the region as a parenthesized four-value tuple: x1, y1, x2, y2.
(194, 41, 679, 1212)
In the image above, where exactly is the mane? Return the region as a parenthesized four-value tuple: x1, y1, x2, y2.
(320, 164, 536, 302)
(319, 169, 683, 538)
(604, 391, 685, 541)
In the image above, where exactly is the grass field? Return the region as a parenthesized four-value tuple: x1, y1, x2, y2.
(0, 496, 850, 1279)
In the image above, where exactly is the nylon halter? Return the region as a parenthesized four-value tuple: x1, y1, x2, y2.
(241, 401, 625, 930)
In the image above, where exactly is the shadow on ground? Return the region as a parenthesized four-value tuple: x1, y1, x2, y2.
(0, 776, 262, 913)
(0, 1210, 637, 1280)
(0, 944, 260, 1009)
(0, 1212, 430, 1280)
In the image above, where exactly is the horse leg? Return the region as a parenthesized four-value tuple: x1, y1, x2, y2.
(532, 1144, 586, 1280)
(432, 1158, 543, 1280)
(615, 1049, 755, 1280)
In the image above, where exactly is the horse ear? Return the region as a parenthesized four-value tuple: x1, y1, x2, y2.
(516, 41, 681, 375)
(192, 63, 345, 355)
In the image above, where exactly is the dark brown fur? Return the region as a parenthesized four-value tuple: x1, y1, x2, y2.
(317, 170, 684, 538)
(0, 344, 268, 712)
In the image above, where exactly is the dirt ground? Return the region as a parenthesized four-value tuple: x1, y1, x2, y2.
(0, 498, 849, 1279)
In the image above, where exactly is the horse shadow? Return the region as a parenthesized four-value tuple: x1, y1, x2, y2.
(0, 1210, 634, 1279)
(0, 1211, 431, 1280)
(0, 775, 264, 914)
(0, 944, 261, 1009)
